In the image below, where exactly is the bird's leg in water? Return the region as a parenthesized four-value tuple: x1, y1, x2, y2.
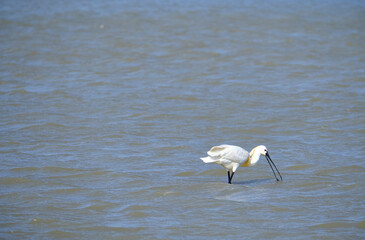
(227, 171, 235, 184)
(227, 171, 231, 183)
(230, 172, 235, 184)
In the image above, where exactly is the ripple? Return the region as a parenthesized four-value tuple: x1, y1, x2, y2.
(357, 220, 365, 229)
(45, 231, 81, 238)
(20, 123, 68, 131)
(174, 171, 196, 177)
(309, 222, 354, 229)
(0, 177, 41, 185)
(316, 165, 365, 176)
(286, 164, 313, 170)
(78, 226, 147, 233)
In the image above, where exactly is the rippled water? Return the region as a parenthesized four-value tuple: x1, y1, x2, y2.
(1, 0, 365, 239)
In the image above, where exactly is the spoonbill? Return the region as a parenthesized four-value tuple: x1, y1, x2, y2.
(201, 145, 282, 184)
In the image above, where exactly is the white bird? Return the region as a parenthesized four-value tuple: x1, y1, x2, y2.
(201, 145, 282, 184)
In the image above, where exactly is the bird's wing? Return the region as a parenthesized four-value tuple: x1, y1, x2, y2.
(207, 145, 248, 163)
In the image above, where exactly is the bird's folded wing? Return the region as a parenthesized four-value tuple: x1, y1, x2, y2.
(207, 145, 248, 163)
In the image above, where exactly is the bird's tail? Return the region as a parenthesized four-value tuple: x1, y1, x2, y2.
(200, 157, 217, 163)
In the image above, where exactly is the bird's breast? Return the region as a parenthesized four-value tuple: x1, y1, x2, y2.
(242, 159, 251, 167)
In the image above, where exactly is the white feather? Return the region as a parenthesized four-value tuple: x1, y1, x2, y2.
(201, 144, 250, 172)
(200, 144, 282, 183)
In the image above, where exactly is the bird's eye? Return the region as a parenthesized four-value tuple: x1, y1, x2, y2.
(264, 149, 267, 152)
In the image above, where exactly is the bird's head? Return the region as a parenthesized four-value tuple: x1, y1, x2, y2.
(256, 145, 268, 156)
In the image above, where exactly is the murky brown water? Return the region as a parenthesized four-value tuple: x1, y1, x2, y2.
(1, 0, 365, 239)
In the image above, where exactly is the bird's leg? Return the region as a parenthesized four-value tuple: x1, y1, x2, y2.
(230, 172, 235, 184)
(227, 171, 231, 184)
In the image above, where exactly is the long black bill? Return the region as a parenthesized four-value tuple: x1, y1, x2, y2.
(265, 152, 283, 181)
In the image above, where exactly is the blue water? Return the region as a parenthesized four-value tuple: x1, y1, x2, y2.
(1, 0, 365, 239)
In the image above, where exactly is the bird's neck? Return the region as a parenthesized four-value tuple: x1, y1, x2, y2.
(248, 147, 261, 166)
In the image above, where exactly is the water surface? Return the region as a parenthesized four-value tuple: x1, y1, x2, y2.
(1, 0, 365, 239)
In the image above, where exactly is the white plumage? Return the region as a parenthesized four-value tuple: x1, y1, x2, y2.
(201, 144, 282, 184)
